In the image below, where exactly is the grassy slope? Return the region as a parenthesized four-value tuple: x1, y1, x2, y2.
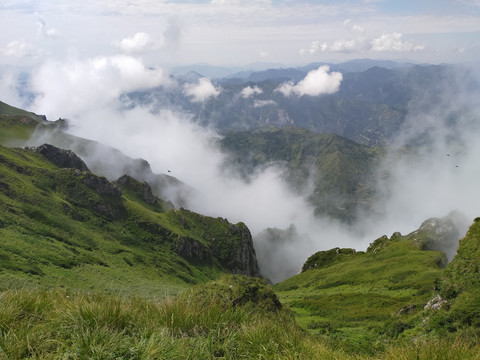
(0, 101, 48, 146)
(0, 144, 251, 297)
(425, 218, 480, 335)
(275, 233, 448, 353)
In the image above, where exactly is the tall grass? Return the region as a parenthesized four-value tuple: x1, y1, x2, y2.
(384, 337, 480, 360)
(2, 277, 480, 359)
(0, 276, 345, 359)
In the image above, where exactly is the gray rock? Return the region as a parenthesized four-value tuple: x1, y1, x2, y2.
(82, 173, 122, 196)
(225, 223, 260, 277)
(32, 144, 90, 171)
(177, 237, 209, 260)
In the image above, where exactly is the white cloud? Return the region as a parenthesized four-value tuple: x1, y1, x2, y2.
(118, 32, 164, 53)
(370, 32, 425, 52)
(330, 37, 369, 53)
(183, 77, 221, 102)
(305, 22, 425, 55)
(241, 85, 263, 98)
(253, 99, 276, 107)
(2, 40, 33, 57)
(276, 65, 342, 97)
(28, 55, 171, 119)
(299, 40, 327, 55)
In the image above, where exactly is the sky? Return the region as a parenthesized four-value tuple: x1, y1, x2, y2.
(1, 0, 480, 67)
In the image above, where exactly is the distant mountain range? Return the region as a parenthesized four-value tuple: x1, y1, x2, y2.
(128, 61, 477, 147)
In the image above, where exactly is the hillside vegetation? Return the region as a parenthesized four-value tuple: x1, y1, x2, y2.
(275, 215, 480, 355)
(0, 100, 48, 146)
(0, 143, 258, 296)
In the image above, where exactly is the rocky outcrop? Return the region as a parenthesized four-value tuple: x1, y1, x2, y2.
(115, 175, 174, 211)
(173, 211, 260, 278)
(406, 211, 470, 261)
(222, 223, 260, 277)
(82, 172, 122, 196)
(177, 237, 210, 261)
(32, 144, 90, 171)
(77, 172, 124, 220)
(116, 174, 157, 205)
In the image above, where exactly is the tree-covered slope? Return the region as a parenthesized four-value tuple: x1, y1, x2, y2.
(0, 144, 259, 296)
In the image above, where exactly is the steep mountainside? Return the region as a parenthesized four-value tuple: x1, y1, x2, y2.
(219, 127, 382, 221)
(0, 144, 259, 295)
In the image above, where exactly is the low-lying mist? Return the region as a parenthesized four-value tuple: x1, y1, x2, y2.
(4, 56, 480, 283)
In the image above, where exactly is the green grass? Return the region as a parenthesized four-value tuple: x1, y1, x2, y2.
(0, 101, 48, 146)
(0, 275, 354, 360)
(1, 275, 479, 359)
(275, 236, 447, 353)
(0, 144, 256, 295)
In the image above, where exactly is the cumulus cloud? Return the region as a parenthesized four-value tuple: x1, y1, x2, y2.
(240, 85, 263, 98)
(276, 65, 342, 97)
(299, 40, 327, 55)
(28, 55, 171, 119)
(371, 32, 425, 52)
(253, 99, 276, 107)
(302, 22, 424, 55)
(118, 32, 163, 53)
(183, 77, 221, 102)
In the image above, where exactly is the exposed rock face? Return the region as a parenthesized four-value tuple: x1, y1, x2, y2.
(223, 223, 260, 277)
(79, 172, 124, 220)
(32, 144, 90, 171)
(82, 172, 122, 196)
(177, 237, 209, 261)
(175, 218, 260, 278)
(142, 181, 157, 205)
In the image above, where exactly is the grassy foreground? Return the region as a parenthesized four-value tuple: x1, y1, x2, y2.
(1, 275, 479, 360)
(0, 275, 345, 360)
